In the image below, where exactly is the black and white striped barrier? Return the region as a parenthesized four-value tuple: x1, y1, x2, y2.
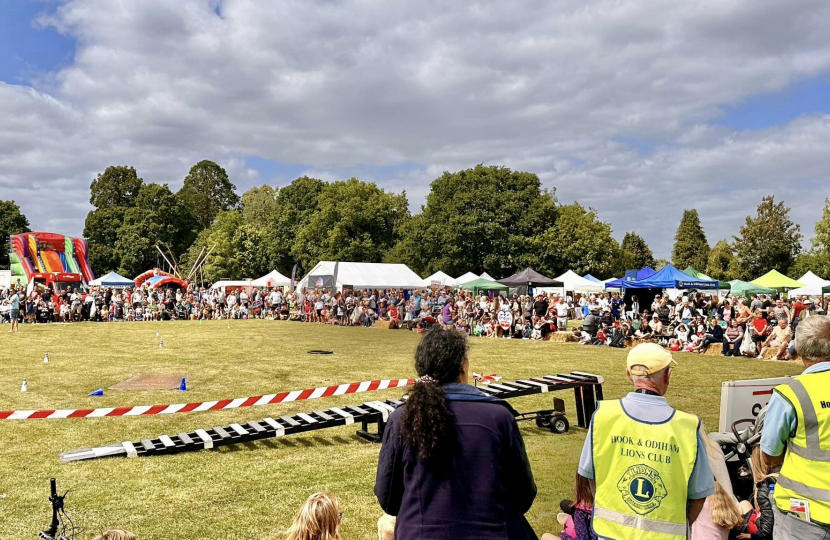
(60, 372, 604, 462)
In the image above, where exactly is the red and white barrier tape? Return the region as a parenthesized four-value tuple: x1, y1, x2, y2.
(0, 377, 415, 420)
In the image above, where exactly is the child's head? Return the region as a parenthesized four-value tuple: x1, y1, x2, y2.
(94, 530, 136, 540)
(285, 492, 342, 540)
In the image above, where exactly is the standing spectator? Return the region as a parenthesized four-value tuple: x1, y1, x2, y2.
(556, 298, 569, 331)
(760, 315, 830, 538)
(577, 343, 714, 539)
(374, 328, 537, 540)
(9, 287, 21, 333)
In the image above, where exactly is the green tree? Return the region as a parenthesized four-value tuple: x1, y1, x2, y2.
(731, 196, 802, 280)
(183, 211, 244, 282)
(84, 166, 145, 273)
(270, 176, 326, 275)
(89, 165, 143, 208)
(178, 160, 240, 229)
(671, 209, 710, 271)
(387, 165, 558, 277)
(705, 240, 736, 281)
(620, 232, 655, 270)
(806, 197, 830, 277)
(532, 203, 621, 277)
(241, 185, 279, 229)
(788, 252, 825, 281)
(0, 200, 30, 268)
(114, 183, 197, 277)
(295, 178, 410, 271)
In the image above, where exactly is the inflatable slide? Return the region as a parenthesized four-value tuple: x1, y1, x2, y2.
(9, 232, 95, 287)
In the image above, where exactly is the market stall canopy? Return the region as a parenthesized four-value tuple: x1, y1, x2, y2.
(89, 271, 135, 288)
(682, 266, 730, 289)
(602, 277, 622, 292)
(603, 266, 657, 288)
(552, 270, 604, 291)
(251, 270, 292, 288)
(622, 264, 718, 290)
(298, 261, 424, 290)
(459, 277, 510, 294)
(480, 272, 496, 281)
(788, 272, 830, 297)
(750, 270, 805, 291)
(498, 267, 561, 287)
(422, 271, 457, 287)
(583, 274, 603, 283)
(797, 271, 827, 287)
(729, 280, 776, 298)
(455, 272, 480, 285)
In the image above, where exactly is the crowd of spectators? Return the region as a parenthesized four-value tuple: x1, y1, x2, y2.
(2, 282, 827, 361)
(571, 291, 818, 360)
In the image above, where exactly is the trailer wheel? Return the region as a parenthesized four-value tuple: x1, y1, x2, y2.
(550, 416, 569, 434)
(535, 415, 552, 429)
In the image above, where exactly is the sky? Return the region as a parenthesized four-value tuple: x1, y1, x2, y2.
(1, 0, 829, 260)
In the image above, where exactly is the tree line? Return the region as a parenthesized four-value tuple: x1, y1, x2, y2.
(0, 161, 828, 282)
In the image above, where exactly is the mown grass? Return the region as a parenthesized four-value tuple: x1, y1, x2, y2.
(0, 321, 802, 539)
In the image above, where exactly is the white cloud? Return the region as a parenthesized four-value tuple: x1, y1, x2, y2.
(0, 0, 828, 259)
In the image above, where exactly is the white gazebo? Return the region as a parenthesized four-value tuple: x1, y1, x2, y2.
(480, 272, 496, 281)
(422, 271, 457, 288)
(455, 272, 480, 285)
(553, 270, 605, 292)
(788, 271, 830, 298)
(252, 269, 292, 288)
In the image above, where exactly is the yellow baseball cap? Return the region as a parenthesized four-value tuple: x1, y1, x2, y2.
(626, 343, 677, 376)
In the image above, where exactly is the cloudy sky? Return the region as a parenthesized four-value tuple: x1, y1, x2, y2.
(2, 0, 829, 259)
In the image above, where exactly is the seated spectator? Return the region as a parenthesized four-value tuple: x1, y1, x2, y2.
(541, 475, 597, 540)
(696, 318, 724, 354)
(759, 319, 792, 360)
(93, 530, 136, 540)
(735, 446, 776, 540)
(723, 319, 743, 357)
(374, 327, 537, 540)
(285, 492, 342, 540)
(592, 324, 608, 346)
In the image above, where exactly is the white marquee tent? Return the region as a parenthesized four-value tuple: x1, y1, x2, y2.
(553, 270, 605, 291)
(298, 261, 425, 290)
(422, 271, 457, 287)
(480, 272, 496, 281)
(455, 272, 480, 285)
(788, 271, 830, 297)
(252, 269, 292, 287)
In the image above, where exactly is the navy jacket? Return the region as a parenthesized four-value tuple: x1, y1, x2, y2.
(374, 383, 538, 540)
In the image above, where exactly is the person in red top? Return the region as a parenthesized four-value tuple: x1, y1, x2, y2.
(751, 310, 771, 356)
(388, 305, 400, 324)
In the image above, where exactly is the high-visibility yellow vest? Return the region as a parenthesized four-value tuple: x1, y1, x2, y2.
(773, 370, 830, 525)
(592, 399, 699, 540)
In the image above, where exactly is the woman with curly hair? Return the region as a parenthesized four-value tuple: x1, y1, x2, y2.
(374, 327, 538, 540)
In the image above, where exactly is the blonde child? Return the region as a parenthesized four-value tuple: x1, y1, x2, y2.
(285, 492, 342, 540)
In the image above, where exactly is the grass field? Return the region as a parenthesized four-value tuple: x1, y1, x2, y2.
(0, 321, 803, 539)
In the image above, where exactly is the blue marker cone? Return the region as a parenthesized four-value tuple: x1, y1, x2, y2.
(88, 388, 104, 397)
(178, 378, 187, 391)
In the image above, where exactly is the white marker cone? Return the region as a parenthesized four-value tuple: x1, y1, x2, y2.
(156, 330, 160, 337)
(21, 378, 28, 392)
(227, 322, 231, 329)
(43, 353, 49, 364)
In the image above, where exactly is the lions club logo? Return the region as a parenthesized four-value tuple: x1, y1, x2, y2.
(616, 464, 668, 515)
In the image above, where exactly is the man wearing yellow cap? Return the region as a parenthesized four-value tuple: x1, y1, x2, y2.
(577, 342, 715, 539)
